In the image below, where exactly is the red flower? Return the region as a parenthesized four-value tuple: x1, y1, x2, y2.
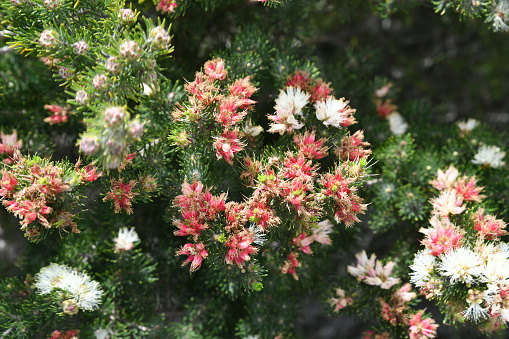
(286, 70, 310, 90)
(176, 242, 208, 272)
(103, 178, 138, 214)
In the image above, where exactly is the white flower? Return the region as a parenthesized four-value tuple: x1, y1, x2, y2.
(275, 86, 310, 116)
(430, 189, 465, 216)
(34, 263, 103, 312)
(347, 250, 376, 279)
(500, 308, 509, 323)
(410, 251, 436, 287)
(243, 119, 263, 137)
(62, 271, 103, 311)
(462, 300, 489, 322)
(438, 247, 486, 284)
(114, 227, 140, 252)
(386, 112, 408, 136)
(472, 145, 506, 168)
(34, 263, 73, 294)
(314, 96, 352, 128)
(493, 1, 509, 32)
(457, 118, 479, 133)
(95, 328, 111, 339)
(312, 219, 334, 245)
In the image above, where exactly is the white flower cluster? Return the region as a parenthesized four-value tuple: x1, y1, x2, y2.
(34, 263, 103, 312)
(267, 86, 309, 135)
(472, 145, 506, 168)
(267, 86, 357, 135)
(347, 250, 400, 289)
(410, 244, 509, 323)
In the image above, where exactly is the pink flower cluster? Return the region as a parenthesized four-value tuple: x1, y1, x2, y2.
(0, 153, 100, 240)
(320, 163, 368, 227)
(173, 180, 226, 272)
(347, 251, 400, 289)
(173, 58, 258, 166)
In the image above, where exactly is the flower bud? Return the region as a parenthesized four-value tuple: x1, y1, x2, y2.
(79, 137, 99, 155)
(118, 9, 136, 24)
(73, 41, 89, 55)
(39, 30, 58, 49)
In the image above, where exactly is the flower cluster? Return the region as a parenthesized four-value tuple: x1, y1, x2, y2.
(410, 164, 509, 331)
(332, 251, 438, 338)
(0, 153, 101, 241)
(172, 58, 259, 166)
(347, 251, 400, 289)
(267, 70, 356, 135)
(34, 263, 103, 313)
(173, 180, 226, 272)
(373, 82, 408, 136)
(320, 160, 368, 227)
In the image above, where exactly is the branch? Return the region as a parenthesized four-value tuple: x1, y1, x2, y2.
(0, 46, 14, 55)
(0, 30, 14, 39)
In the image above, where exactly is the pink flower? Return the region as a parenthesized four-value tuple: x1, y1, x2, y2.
(286, 70, 310, 90)
(102, 178, 138, 214)
(281, 252, 301, 280)
(213, 129, 244, 165)
(394, 283, 417, 303)
(312, 219, 334, 245)
(421, 216, 464, 256)
(328, 287, 353, 312)
(472, 208, 508, 239)
(409, 311, 438, 339)
(429, 165, 459, 191)
(309, 79, 333, 103)
(336, 130, 372, 160)
(283, 152, 315, 179)
(374, 83, 392, 98)
(216, 96, 248, 128)
(454, 176, 486, 202)
(225, 231, 257, 267)
(204, 58, 227, 81)
(375, 99, 397, 118)
(77, 164, 102, 183)
(0, 130, 23, 155)
(156, 0, 177, 13)
(0, 170, 18, 197)
(293, 131, 328, 160)
(176, 242, 208, 273)
(292, 233, 314, 254)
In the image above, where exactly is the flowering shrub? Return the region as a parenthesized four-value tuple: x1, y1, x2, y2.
(1, 0, 509, 337)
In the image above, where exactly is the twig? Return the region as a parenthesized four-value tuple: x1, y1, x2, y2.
(0, 46, 14, 55)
